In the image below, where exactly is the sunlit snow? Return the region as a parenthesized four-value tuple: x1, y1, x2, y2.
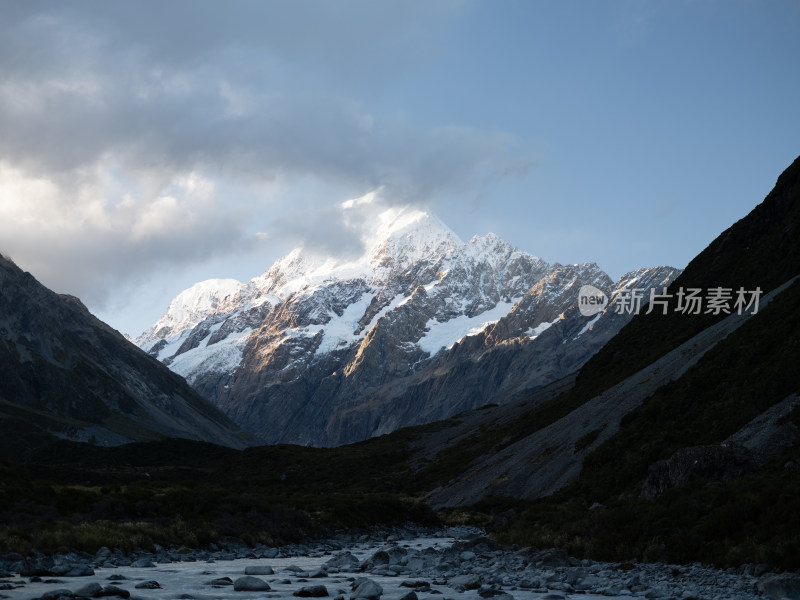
(417, 301, 515, 356)
(169, 327, 254, 382)
(526, 316, 562, 340)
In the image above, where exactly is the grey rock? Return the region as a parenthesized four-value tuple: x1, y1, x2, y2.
(361, 551, 390, 570)
(759, 573, 800, 600)
(400, 581, 431, 590)
(351, 577, 384, 600)
(94, 548, 112, 560)
(130, 559, 154, 569)
(531, 549, 570, 568)
(459, 551, 477, 562)
(244, 565, 274, 575)
(478, 589, 509, 598)
(20, 556, 55, 577)
(294, 585, 329, 597)
(326, 552, 360, 569)
(398, 593, 418, 600)
(98, 585, 129, 598)
(64, 566, 94, 578)
(134, 581, 161, 589)
(74, 583, 103, 597)
(233, 576, 271, 592)
(448, 574, 481, 590)
(206, 577, 233, 586)
(565, 567, 587, 585)
(286, 565, 308, 573)
(39, 589, 75, 599)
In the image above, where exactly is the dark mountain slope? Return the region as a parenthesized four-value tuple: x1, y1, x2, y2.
(479, 155, 800, 567)
(0, 255, 254, 458)
(501, 276, 800, 568)
(571, 154, 800, 402)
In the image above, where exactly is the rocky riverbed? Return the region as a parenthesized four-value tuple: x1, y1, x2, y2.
(0, 526, 794, 600)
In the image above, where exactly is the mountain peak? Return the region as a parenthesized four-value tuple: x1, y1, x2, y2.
(143, 278, 242, 341)
(367, 206, 461, 276)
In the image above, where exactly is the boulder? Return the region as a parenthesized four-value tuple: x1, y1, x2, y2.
(448, 574, 481, 590)
(65, 565, 95, 577)
(360, 551, 390, 571)
(134, 581, 161, 589)
(98, 585, 129, 598)
(39, 589, 75, 599)
(20, 556, 55, 577)
(233, 576, 271, 592)
(326, 552, 360, 569)
(294, 585, 329, 597)
(759, 573, 800, 600)
(130, 558, 155, 568)
(74, 583, 103, 597)
(244, 565, 274, 575)
(530, 548, 570, 568)
(351, 577, 383, 600)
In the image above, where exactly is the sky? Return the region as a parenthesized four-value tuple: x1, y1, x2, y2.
(1, 0, 799, 337)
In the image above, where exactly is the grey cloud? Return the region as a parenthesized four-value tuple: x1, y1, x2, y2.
(0, 193, 253, 307)
(0, 0, 529, 311)
(1, 0, 508, 201)
(268, 205, 368, 261)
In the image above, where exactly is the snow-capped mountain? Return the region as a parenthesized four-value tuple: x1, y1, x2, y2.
(136, 205, 681, 445)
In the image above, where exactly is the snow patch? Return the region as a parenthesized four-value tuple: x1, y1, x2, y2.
(417, 302, 515, 356)
(575, 312, 603, 339)
(169, 327, 254, 382)
(526, 316, 561, 340)
(315, 291, 376, 354)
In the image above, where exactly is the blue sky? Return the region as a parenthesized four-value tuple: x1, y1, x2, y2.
(0, 0, 798, 335)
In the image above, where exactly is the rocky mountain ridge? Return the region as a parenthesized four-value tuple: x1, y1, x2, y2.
(137, 205, 680, 445)
(0, 254, 253, 457)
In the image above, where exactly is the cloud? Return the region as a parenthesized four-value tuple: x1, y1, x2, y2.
(0, 163, 254, 304)
(267, 189, 401, 260)
(0, 0, 529, 309)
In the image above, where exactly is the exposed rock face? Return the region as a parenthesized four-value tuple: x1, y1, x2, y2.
(640, 445, 759, 499)
(0, 255, 252, 456)
(723, 394, 799, 464)
(136, 205, 680, 446)
(640, 393, 800, 498)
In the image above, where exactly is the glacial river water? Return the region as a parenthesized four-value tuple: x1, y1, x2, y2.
(1, 533, 762, 600)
